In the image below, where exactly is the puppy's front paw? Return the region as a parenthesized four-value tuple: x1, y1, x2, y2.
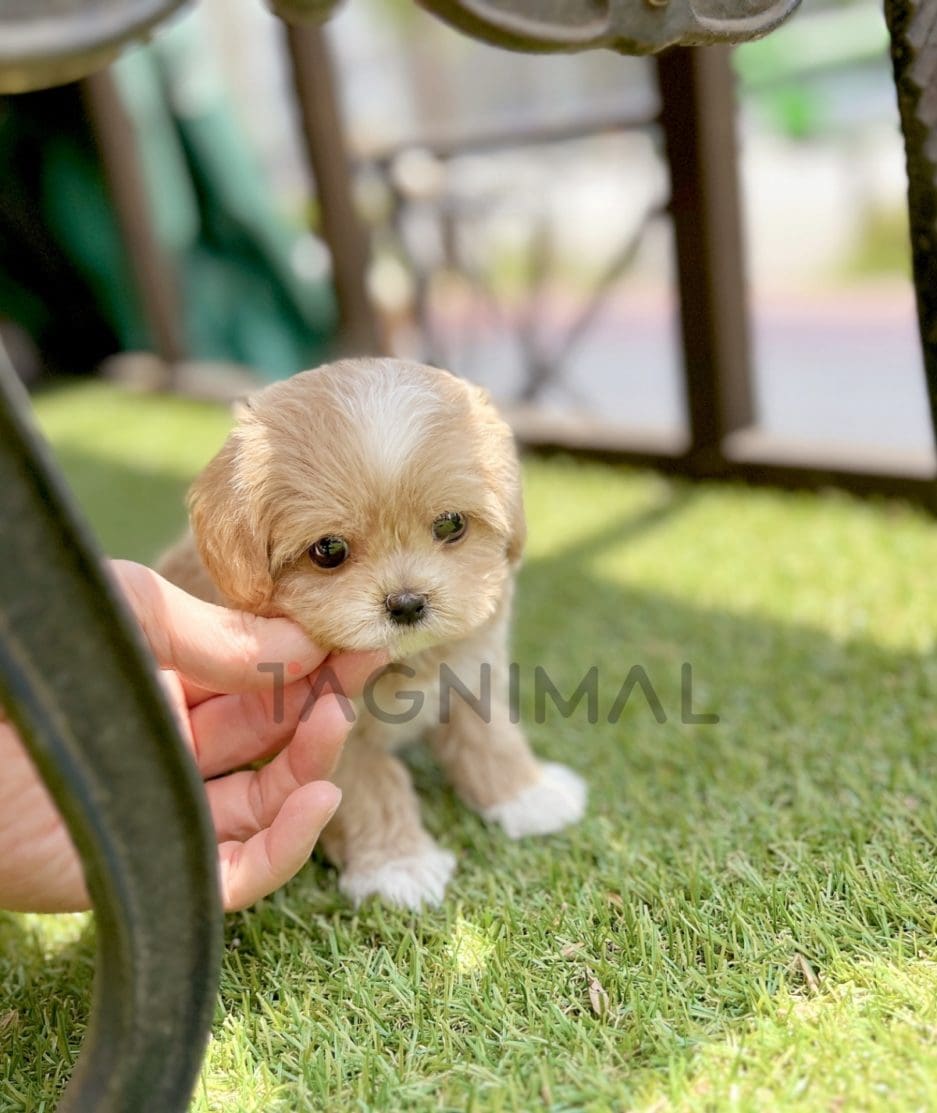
(482, 762, 587, 839)
(339, 843, 456, 910)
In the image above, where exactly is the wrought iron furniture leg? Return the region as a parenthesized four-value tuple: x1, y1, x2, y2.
(657, 46, 755, 472)
(884, 0, 937, 449)
(82, 67, 187, 370)
(0, 353, 221, 1112)
(284, 23, 383, 355)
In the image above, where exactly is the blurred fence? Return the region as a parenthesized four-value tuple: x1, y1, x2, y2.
(3, 0, 936, 506)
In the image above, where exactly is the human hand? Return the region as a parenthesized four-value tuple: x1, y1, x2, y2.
(0, 559, 382, 914)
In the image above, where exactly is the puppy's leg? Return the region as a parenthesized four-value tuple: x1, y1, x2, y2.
(431, 686, 586, 840)
(321, 729, 455, 910)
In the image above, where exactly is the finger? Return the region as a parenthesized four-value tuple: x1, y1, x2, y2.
(320, 649, 389, 703)
(110, 559, 329, 697)
(192, 675, 322, 779)
(218, 781, 341, 912)
(190, 649, 383, 778)
(206, 692, 350, 841)
(179, 645, 383, 712)
(156, 669, 196, 751)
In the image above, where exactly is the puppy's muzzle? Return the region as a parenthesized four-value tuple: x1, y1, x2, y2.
(385, 590, 427, 626)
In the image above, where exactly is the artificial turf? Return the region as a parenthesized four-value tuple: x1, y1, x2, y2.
(2, 381, 937, 1111)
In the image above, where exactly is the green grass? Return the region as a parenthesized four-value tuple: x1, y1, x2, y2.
(3, 382, 937, 1111)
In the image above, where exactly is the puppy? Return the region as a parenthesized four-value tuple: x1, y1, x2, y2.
(158, 358, 586, 908)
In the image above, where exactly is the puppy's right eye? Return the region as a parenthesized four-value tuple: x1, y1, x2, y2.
(309, 536, 349, 569)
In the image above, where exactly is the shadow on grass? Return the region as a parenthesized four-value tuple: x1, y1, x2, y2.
(225, 489, 936, 1105)
(3, 482, 936, 1107)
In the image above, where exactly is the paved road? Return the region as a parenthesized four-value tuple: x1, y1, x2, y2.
(438, 284, 934, 461)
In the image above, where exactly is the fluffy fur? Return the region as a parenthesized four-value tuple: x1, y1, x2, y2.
(159, 358, 586, 908)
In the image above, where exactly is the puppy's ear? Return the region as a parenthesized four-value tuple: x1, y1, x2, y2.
(468, 383, 526, 565)
(505, 472, 527, 566)
(187, 432, 273, 611)
(231, 394, 255, 421)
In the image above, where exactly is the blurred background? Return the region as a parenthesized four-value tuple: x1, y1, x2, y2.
(2, 0, 931, 467)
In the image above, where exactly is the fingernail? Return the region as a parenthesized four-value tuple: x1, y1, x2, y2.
(324, 788, 342, 824)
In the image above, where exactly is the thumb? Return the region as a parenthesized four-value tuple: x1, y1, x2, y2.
(110, 560, 329, 694)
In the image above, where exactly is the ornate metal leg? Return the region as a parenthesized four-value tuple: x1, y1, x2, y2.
(284, 22, 383, 355)
(0, 352, 221, 1112)
(657, 46, 754, 471)
(884, 0, 937, 448)
(83, 68, 187, 370)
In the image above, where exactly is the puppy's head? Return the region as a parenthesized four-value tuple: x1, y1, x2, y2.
(188, 358, 525, 654)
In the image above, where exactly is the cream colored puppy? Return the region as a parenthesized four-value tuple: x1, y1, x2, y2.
(159, 359, 586, 909)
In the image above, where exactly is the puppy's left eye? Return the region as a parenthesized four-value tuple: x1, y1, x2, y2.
(309, 536, 349, 568)
(432, 511, 467, 543)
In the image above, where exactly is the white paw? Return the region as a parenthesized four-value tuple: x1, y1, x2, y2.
(482, 762, 587, 839)
(339, 843, 456, 910)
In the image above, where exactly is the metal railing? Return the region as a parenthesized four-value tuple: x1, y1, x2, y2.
(73, 16, 937, 508)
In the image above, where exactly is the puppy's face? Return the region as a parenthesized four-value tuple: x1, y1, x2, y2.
(188, 359, 525, 655)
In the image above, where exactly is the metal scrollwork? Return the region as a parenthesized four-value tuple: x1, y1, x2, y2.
(0, 0, 803, 99)
(413, 0, 802, 54)
(884, 0, 937, 444)
(0, 354, 222, 1113)
(0, 0, 188, 93)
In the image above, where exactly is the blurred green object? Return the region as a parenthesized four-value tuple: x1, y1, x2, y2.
(0, 7, 336, 381)
(762, 86, 822, 140)
(735, 2, 890, 140)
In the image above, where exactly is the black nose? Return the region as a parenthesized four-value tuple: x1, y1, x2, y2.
(385, 590, 427, 625)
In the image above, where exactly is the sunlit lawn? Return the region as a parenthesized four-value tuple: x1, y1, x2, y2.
(2, 381, 937, 1111)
